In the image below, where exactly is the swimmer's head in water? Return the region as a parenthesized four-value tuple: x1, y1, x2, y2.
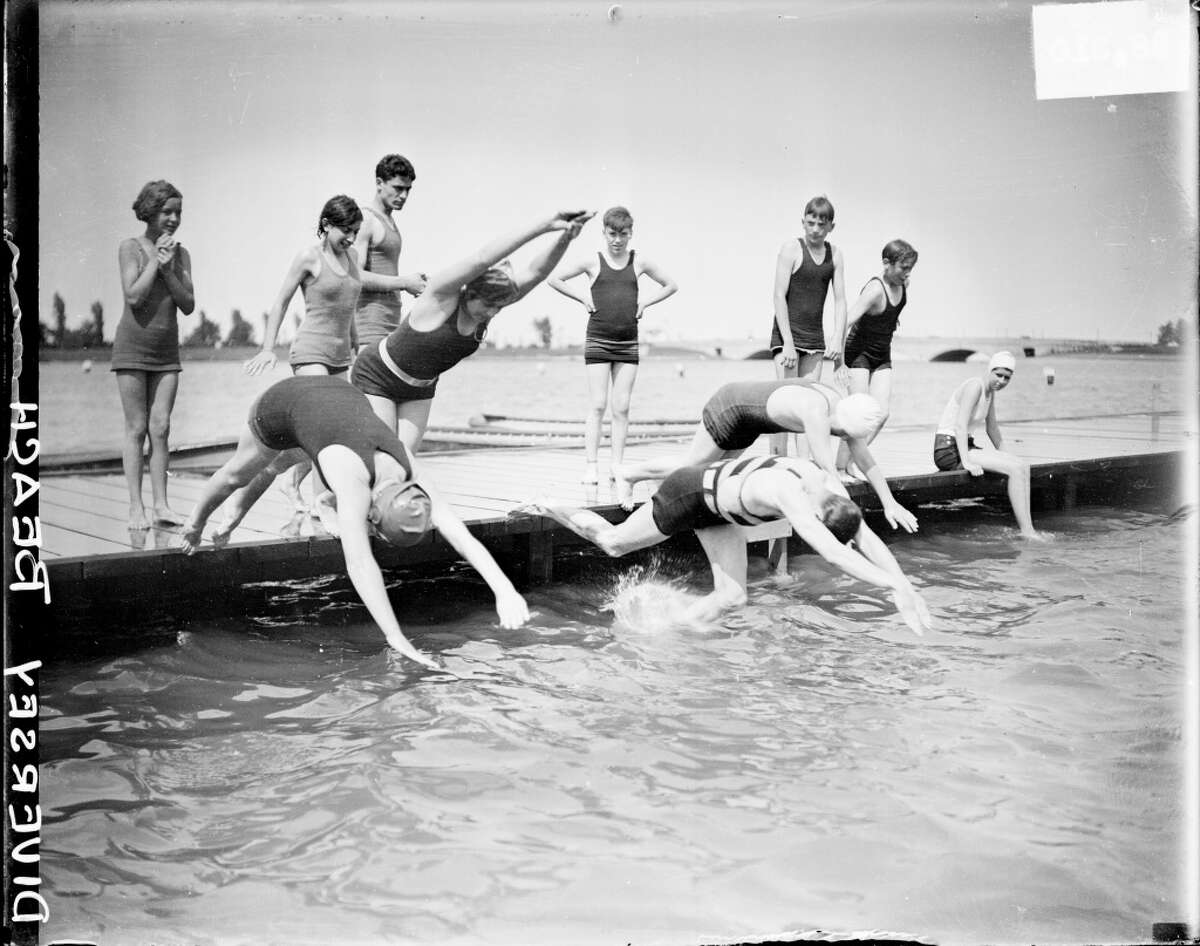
(464, 260, 519, 311)
(834, 393, 884, 440)
(369, 479, 432, 547)
(819, 493, 862, 545)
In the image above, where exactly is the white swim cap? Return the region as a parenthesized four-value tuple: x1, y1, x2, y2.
(988, 351, 1016, 373)
(370, 480, 432, 547)
(834, 393, 884, 439)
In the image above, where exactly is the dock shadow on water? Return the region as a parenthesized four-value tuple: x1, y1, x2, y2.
(36, 505, 1191, 946)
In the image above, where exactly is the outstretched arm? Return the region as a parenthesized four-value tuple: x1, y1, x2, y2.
(844, 439, 918, 533)
(633, 256, 678, 319)
(509, 212, 594, 303)
(411, 211, 593, 327)
(772, 481, 929, 635)
(246, 247, 316, 375)
(426, 484, 530, 629)
(323, 466, 439, 669)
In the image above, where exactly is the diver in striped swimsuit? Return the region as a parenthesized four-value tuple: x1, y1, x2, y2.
(613, 378, 919, 535)
(513, 454, 931, 634)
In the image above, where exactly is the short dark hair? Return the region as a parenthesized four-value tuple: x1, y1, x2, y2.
(803, 195, 835, 222)
(132, 180, 182, 222)
(316, 195, 363, 237)
(602, 206, 633, 230)
(376, 153, 416, 182)
(819, 494, 862, 545)
(882, 238, 918, 267)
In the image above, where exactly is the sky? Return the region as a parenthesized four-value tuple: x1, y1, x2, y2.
(35, 0, 1198, 348)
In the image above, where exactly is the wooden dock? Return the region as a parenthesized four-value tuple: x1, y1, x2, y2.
(37, 411, 1193, 608)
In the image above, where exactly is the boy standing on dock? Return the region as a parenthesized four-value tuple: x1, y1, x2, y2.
(352, 153, 428, 354)
(547, 206, 678, 486)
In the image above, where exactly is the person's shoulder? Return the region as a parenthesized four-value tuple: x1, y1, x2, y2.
(778, 236, 801, 255)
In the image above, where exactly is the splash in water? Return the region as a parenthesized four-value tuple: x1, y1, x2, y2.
(602, 560, 715, 633)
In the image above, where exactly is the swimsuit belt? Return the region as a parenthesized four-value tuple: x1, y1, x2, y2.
(377, 338, 437, 388)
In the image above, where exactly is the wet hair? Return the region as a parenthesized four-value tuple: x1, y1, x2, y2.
(819, 494, 862, 545)
(370, 480, 433, 547)
(803, 195, 835, 222)
(882, 239, 918, 267)
(316, 195, 363, 237)
(132, 180, 182, 222)
(376, 153, 416, 183)
(602, 206, 633, 231)
(464, 260, 518, 307)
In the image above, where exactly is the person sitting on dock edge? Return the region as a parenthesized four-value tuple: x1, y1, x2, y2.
(180, 375, 531, 668)
(514, 454, 932, 635)
(933, 351, 1045, 540)
(614, 379, 919, 534)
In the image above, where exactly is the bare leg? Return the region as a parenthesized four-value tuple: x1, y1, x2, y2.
(770, 354, 800, 458)
(144, 370, 184, 525)
(395, 398, 433, 455)
(865, 368, 893, 445)
(512, 496, 668, 556)
(614, 426, 733, 511)
(288, 365, 336, 511)
(608, 362, 638, 470)
(215, 448, 308, 544)
(968, 447, 1043, 539)
(583, 362, 613, 481)
(180, 425, 281, 552)
(115, 370, 151, 529)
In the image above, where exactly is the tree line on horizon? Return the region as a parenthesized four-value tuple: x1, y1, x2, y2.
(40, 292, 260, 350)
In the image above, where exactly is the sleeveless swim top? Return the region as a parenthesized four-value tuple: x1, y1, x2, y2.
(251, 376, 413, 486)
(290, 249, 361, 369)
(936, 379, 993, 436)
(111, 239, 183, 371)
(587, 251, 639, 343)
(382, 309, 484, 383)
(355, 207, 405, 346)
(700, 454, 808, 527)
(845, 277, 905, 350)
(785, 241, 835, 344)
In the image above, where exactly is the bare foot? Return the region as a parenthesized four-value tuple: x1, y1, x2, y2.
(129, 506, 151, 531)
(153, 504, 185, 527)
(1021, 529, 1049, 543)
(613, 469, 635, 511)
(510, 496, 552, 518)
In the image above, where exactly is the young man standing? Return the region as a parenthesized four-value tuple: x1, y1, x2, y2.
(353, 153, 428, 353)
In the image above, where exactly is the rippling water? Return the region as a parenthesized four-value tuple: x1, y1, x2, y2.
(40, 504, 1191, 945)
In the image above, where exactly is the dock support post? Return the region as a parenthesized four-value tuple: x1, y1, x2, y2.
(1061, 475, 1078, 511)
(525, 531, 555, 585)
